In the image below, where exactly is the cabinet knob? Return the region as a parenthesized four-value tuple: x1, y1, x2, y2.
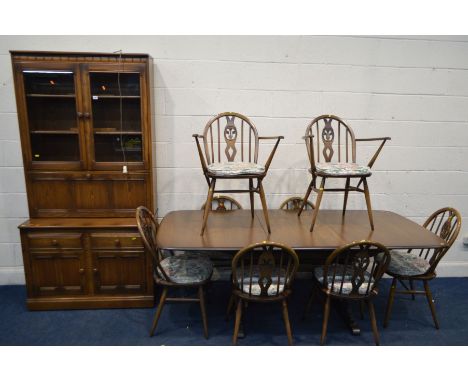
(93, 268, 98, 273)
(51, 239, 58, 246)
(86, 173, 92, 179)
(114, 239, 121, 246)
(77, 112, 83, 118)
(79, 268, 85, 274)
(83, 112, 91, 119)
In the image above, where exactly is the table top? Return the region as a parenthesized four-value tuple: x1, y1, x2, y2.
(157, 209, 446, 251)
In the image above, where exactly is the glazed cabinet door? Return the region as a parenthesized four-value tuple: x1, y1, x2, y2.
(12, 62, 87, 171)
(81, 63, 150, 171)
(26, 233, 86, 296)
(90, 233, 149, 294)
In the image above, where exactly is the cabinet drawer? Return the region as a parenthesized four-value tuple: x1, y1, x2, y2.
(90, 233, 143, 249)
(28, 233, 83, 250)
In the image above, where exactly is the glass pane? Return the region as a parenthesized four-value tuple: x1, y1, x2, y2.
(30, 134, 80, 161)
(23, 71, 75, 95)
(90, 72, 140, 96)
(92, 98, 141, 132)
(94, 134, 142, 162)
(27, 97, 77, 132)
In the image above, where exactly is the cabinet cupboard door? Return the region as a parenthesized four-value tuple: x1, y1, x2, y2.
(92, 250, 147, 294)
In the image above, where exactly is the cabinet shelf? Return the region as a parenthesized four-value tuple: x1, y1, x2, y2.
(27, 94, 76, 98)
(31, 130, 78, 135)
(94, 130, 142, 135)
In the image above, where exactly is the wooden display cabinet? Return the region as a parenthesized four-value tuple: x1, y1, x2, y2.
(11, 51, 155, 310)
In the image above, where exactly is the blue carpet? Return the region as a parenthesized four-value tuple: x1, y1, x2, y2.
(1, 278, 468, 345)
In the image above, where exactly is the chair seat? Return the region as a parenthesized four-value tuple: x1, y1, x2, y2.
(386, 250, 431, 277)
(314, 162, 371, 176)
(314, 265, 374, 295)
(237, 273, 285, 296)
(207, 162, 265, 176)
(158, 253, 213, 284)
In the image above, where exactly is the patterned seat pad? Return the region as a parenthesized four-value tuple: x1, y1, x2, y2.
(315, 162, 371, 176)
(386, 250, 431, 276)
(314, 265, 374, 295)
(237, 273, 286, 296)
(158, 253, 213, 284)
(207, 162, 265, 176)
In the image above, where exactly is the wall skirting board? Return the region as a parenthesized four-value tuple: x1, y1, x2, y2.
(1, 263, 468, 286)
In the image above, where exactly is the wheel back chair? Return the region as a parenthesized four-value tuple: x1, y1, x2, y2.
(298, 115, 390, 231)
(226, 241, 299, 345)
(383, 207, 462, 329)
(136, 206, 213, 338)
(280, 196, 314, 211)
(193, 112, 283, 235)
(305, 240, 391, 345)
(201, 195, 243, 211)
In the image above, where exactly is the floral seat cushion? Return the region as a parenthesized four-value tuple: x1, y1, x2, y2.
(314, 265, 374, 295)
(237, 272, 286, 296)
(207, 162, 265, 176)
(157, 253, 213, 284)
(386, 250, 431, 276)
(314, 162, 371, 176)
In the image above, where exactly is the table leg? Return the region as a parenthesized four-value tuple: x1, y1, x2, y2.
(334, 300, 360, 336)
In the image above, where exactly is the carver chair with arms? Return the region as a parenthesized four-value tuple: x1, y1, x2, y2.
(298, 115, 390, 231)
(193, 112, 283, 235)
(136, 206, 213, 338)
(383, 207, 462, 329)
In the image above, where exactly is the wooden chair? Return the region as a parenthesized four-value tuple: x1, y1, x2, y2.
(136, 206, 213, 338)
(306, 240, 391, 345)
(193, 112, 283, 235)
(227, 241, 299, 345)
(200, 195, 242, 211)
(298, 115, 390, 231)
(279, 196, 315, 211)
(383, 207, 462, 329)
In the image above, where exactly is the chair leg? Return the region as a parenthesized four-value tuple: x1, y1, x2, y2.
(362, 177, 374, 230)
(200, 179, 216, 235)
(383, 277, 397, 328)
(258, 180, 271, 234)
(249, 178, 255, 219)
(232, 298, 243, 345)
(368, 300, 380, 346)
(225, 293, 235, 321)
(423, 280, 440, 329)
(409, 279, 415, 300)
(320, 294, 331, 345)
(198, 286, 209, 339)
(281, 299, 294, 345)
(310, 178, 325, 232)
(342, 177, 350, 217)
(150, 287, 168, 337)
(298, 178, 314, 216)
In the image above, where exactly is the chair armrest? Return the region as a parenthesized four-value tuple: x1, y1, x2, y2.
(192, 133, 204, 138)
(261, 136, 284, 172)
(193, 133, 209, 174)
(356, 137, 391, 169)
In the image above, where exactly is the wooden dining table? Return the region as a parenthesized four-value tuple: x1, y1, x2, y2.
(157, 209, 446, 335)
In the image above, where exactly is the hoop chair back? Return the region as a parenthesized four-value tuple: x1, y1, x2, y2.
(305, 115, 357, 171)
(202, 112, 259, 165)
(280, 196, 314, 211)
(136, 206, 171, 282)
(232, 242, 299, 299)
(320, 241, 390, 299)
(416, 207, 461, 275)
(200, 195, 243, 211)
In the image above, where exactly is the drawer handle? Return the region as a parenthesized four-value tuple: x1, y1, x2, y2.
(51, 239, 58, 246)
(114, 239, 121, 246)
(86, 173, 92, 179)
(79, 268, 85, 274)
(93, 268, 98, 273)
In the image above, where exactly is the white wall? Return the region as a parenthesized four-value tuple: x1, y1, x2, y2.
(0, 35, 467, 283)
